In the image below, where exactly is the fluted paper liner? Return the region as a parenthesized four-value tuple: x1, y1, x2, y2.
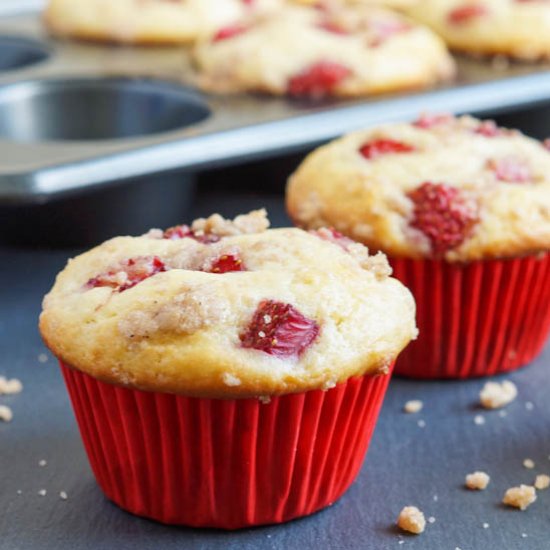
(61, 363, 393, 529)
(391, 253, 550, 378)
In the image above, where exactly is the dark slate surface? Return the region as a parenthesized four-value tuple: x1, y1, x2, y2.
(1, 191, 549, 550)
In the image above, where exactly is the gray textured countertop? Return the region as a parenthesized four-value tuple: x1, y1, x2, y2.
(1, 194, 549, 550)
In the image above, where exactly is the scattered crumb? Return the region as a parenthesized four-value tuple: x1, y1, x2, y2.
(534, 474, 550, 490)
(503, 485, 536, 510)
(523, 459, 535, 469)
(433, 495, 438, 502)
(398, 541, 404, 545)
(38, 459, 47, 467)
(397, 506, 426, 534)
(0, 376, 23, 395)
(417, 419, 426, 428)
(59, 491, 68, 501)
(0, 405, 13, 422)
(404, 400, 423, 414)
(521, 533, 528, 538)
(474, 415, 485, 425)
(498, 410, 507, 418)
(525, 402, 534, 411)
(38, 489, 47, 497)
(427, 516, 435, 524)
(38, 353, 48, 363)
(465, 471, 490, 490)
(479, 380, 517, 409)
(16, 490, 22, 495)
(483, 522, 489, 529)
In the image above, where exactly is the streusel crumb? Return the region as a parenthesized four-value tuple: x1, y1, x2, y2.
(523, 459, 535, 469)
(0, 404, 13, 422)
(0, 376, 23, 395)
(403, 400, 423, 414)
(479, 380, 517, 409)
(502, 485, 536, 510)
(465, 471, 490, 490)
(191, 209, 269, 238)
(534, 475, 550, 490)
(397, 506, 426, 534)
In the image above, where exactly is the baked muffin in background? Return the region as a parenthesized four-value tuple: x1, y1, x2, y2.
(40, 209, 417, 529)
(44, 0, 281, 45)
(403, 0, 550, 60)
(287, 114, 550, 378)
(192, 4, 455, 97)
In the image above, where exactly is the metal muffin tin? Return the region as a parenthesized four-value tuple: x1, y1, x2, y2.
(0, 5, 550, 204)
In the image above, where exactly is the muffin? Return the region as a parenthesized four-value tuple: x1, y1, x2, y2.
(39, 209, 416, 528)
(403, 0, 550, 60)
(44, 0, 281, 45)
(191, 4, 455, 97)
(287, 115, 550, 378)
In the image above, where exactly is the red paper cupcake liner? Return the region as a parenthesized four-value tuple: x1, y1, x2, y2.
(60, 362, 393, 529)
(391, 253, 550, 379)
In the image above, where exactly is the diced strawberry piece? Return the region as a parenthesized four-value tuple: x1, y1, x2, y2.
(207, 254, 246, 273)
(288, 61, 351, 98)
(163, 225, 220, 244)
(213, 24, 248, 42)
(240, 300, 319, 357)
(488, 157, 532, 183)
(474, 120, 507, 137)
(413, 113, 454, 129)
(368, 19, 412, 47)
(359, 139, 416, 160)
(318, 21, 350, 35)
(408, 182, 478, 256)
(86, 256, 166, 292)
(448, 4, 488, 24)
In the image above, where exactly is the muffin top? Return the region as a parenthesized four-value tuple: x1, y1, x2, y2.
(287, 115, 550, 262)
(403, 0, 550, 60)
(44, 0, 281, 45)
(40, 210, 416, 398)
(191, 4, 455, 97)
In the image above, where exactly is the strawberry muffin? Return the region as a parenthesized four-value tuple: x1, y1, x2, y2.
(404, 0, 550, 60)
(39, 209, 416, 528)
(44, 0, 281, 45)
(287, 114, 550, 378)
(191, 4, 455, 97)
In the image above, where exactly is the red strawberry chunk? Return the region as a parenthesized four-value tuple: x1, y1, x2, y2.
(413, 113, 453, 129)
(207, 254, 246, 273)
(86, 256, 166, 292)
(408, 182, 478, 256)
(359, 139, 415, 160)
(318, 21, 350, 35)
(448, 4, 488, 24)
(240, 300, 319, 357)
(369, 19, 412, 47)
(288, 61, 351, 98)
(488, 157, 532, 183)
(213, 24, 248, 42)
(163, 225, 220, 244)
(474, 120, 507, 137)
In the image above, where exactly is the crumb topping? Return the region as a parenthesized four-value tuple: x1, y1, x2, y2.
(502, 485, 536, 510)
(523, 458, 535, 470)
(0, 376, 23, 395)
(397, 506, 426, 534)
(465, 471, 490, 490)
(191, 209, 270, 237)
(479, 380, 517, 409)
(0, 405, 13, 422)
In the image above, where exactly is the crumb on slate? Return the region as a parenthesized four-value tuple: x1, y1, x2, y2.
(465, 471, 490, 490)
(479, 380, 517, 409)
(474, 415, 485, 425)
(38, 489, 47, 497)
(523, 458, 535, 469)
(404, 400, 423, 414)
(59, 491, 68, 501)
(38, 353, 48, 363)
(534, 474, 550, 490)
(0, 376, 23, 395)
(397, 506, 426, 534)
(38, 459, 47, 467)
(502, 485, 536, 510)
(0, 405, 13, 422)
(417, 419, 426, 428)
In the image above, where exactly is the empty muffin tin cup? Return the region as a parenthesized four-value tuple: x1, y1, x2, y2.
(0, 77, 210, 142)
(0, 36, 50, 73)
